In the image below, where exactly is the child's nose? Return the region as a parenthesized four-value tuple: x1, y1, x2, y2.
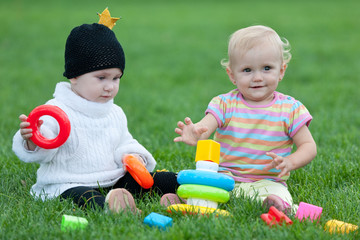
(253, 71, 263, 81)
(104, 82, 114, 91)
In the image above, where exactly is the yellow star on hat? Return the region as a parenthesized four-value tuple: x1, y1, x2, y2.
(97, 8, 120, 30)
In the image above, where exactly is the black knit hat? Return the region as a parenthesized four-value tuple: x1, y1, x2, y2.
(63, 23, 125, 79)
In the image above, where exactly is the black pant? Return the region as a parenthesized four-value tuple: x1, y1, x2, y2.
(60, 171, 179, 210)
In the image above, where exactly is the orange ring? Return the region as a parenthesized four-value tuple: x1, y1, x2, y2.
(123, 155, 154, 189)
(27, 105, 71, 149)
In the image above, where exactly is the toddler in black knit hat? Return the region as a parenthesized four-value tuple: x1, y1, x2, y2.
(63, 23, 125, 79)
(12, 10, 179, 214)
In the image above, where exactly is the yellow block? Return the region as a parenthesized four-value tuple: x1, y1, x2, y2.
(325, 219, 358, 234)
(195, 140, 220, 164)
(167, 204, 230, 216)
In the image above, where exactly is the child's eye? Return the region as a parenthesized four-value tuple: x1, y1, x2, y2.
(98, 76, 105, 80)
(243, 68, 251, 72)
(113, 77, 120, 81)
(264, 66, 271, 71)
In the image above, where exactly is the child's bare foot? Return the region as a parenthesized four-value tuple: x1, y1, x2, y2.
(105, 188, 140, 214)
(160, 193, 187, 207)
(262, 194, 291, 215)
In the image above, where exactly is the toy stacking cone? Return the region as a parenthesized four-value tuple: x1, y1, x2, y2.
(168, 140, 235, 216)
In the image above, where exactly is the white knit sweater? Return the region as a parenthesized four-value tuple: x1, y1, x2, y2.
(12, 82, 156, 200)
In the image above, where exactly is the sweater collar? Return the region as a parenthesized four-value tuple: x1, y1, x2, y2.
(53, 82, 113, 118)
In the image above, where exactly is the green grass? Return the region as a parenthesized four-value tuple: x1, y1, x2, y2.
(1, 0, 360, 239)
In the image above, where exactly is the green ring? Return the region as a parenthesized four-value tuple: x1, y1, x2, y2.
(177, 184, 230, 203)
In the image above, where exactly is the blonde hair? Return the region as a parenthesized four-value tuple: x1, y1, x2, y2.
(221, 25, 291, 69)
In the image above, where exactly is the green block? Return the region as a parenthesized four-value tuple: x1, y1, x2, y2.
(61, 215, 88, 232)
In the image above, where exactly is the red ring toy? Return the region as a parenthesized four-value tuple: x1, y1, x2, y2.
(123, 155, 154, 189)
(27, 105, 71, 149)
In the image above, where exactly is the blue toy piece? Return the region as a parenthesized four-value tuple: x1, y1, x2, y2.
(143, 212, 173, 230)
(177, 170, 235, 191)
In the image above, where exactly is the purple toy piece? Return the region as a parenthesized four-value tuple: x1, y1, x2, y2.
(295, 202, 322, 221)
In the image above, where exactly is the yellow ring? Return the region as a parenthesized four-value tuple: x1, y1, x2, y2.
(167, 204, 230, 216)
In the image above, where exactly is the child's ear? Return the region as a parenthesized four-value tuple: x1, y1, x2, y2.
(69, 78, 77, 85)
(226, 67, 236, 85)
(279, 63, 287, 81)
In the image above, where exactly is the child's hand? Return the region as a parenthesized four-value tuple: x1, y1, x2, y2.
(174, 117, 208, 146)
(19, 114, 43, 150)
(263, 152, 294, 178)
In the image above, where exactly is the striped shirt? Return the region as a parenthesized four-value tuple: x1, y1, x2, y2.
(205, 89, 312, 184)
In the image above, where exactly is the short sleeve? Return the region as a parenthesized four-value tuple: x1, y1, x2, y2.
(205, 96, 227, 128)
(288, 101, 313, 137)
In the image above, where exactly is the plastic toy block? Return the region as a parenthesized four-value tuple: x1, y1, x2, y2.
(195, 140, 220, 164)
(61, 215, 88, 232)
(295, 202, 322, 222)
(325, 219, 359, 234)
(261, 206, 293, 227)
(143, 212, 173, 230)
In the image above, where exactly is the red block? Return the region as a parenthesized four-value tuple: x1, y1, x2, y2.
(261, 206, 293, 227)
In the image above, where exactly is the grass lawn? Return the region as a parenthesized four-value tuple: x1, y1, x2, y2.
(1, 0, 360, 239)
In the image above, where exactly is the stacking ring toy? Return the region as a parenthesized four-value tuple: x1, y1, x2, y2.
(27, 105, 71, 149)
(167, 204, 230, 217)
(123, 155, 154, 189)
(177, 170, 235, 192)
(177, 184, 230, 203)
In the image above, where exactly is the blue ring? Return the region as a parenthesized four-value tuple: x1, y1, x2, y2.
(177, 170, 235, 191)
